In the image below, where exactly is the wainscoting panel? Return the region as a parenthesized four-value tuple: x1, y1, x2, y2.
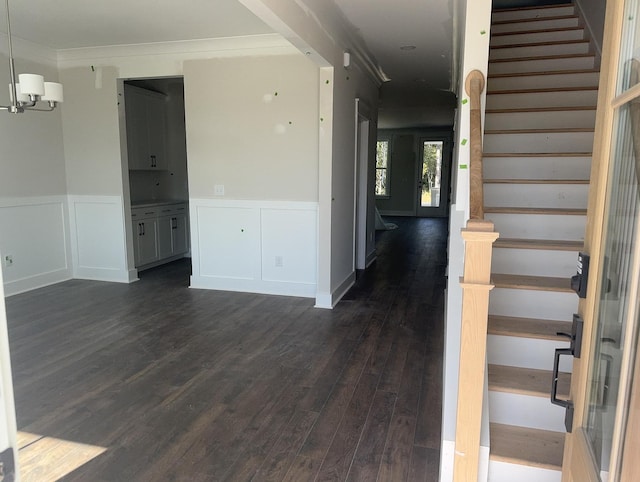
(190, 199, 317, 297)
(0, 196, 71, 296)
(68, 195, 132, 283)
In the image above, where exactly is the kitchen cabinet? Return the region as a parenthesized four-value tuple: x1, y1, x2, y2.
(125, 84, 168, 171)
(131, 202, 189, 269)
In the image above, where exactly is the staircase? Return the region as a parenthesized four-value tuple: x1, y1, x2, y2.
(483, 3, 598, 481)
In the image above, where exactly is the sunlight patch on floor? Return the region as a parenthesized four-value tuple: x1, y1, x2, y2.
(17, 431, 107, 482)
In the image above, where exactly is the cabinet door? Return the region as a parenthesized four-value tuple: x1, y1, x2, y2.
(171, 213, 189, 255)
(135, 219, 158, 266)
(157, 216, 173, 259)
(125, 88, 152, 170)
(146, 95, 167, 170)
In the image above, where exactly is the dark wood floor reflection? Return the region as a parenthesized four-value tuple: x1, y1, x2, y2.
(6, 217, 447, 481)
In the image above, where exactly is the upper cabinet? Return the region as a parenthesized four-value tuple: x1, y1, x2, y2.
(125, 84, 168, 171)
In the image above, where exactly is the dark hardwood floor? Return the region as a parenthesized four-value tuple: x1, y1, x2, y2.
(5, 216, 447, 481)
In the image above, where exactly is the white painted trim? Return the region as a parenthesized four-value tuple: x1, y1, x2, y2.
(4, 268, 72, 297)
(190, 276, 315, 298)
(0, 32, 58, 66)
(314, 270, 356, 309)
(188, 198, 318, 211)
(365, 249, 377, 268)
(190, 198, 318, 299)
(440, 440, 489, 482)
(0, 195, 72, 296)
(378, 210, 414, 217)
(67, 195, 131, 283)
(56, 34, 296, 66)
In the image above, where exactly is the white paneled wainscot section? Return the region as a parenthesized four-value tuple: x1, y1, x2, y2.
(0, 196, 72, 296)
(190, 199, 317, 298)
(68, 195, 135, 283)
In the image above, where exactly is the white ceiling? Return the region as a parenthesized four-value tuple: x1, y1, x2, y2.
(4, 0, 273, 50)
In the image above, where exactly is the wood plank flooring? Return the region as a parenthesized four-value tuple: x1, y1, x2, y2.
(5, 216, 447, 481)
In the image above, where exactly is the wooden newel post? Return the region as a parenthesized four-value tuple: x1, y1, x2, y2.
(465, 70, 486, 221)
(453, 219, 499, 482)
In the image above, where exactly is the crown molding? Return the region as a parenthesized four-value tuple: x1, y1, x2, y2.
(0, 32, 58, 67)
(55, 34, 295, 64)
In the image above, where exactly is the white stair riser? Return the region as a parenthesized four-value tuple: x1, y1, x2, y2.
(485, 212, 586, 240)
(489, 461, 562, 482)
(491, 17, 580, 33)
(485, 183, 589, 209)
(485, 110, 597, 130)
(492, 6, 576, 22)
(488, 335, 573, 371)
(490, 288, 578, 320)
(483, 156, 592, 180)
(488, 71, 600, 90)
(489, 392, 568, 432)
(484, 132, 594, 153)
(490, 41, 590, 59)
(489, 56, 595, 74)
(491, 28, 584, 46)
(486, 90, 598, 109)
(492, 248, 579, 277)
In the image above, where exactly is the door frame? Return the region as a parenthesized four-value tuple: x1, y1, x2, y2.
(0, 263, 19, 481)
(353, 98, 371, 271)
(415, 134, 453, 218)
(562, 0, 639, 479)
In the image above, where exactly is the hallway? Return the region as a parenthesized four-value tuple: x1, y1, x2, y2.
(6, 217, 447, 481)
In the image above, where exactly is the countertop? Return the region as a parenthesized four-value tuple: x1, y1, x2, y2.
(131, 199, 188, 208)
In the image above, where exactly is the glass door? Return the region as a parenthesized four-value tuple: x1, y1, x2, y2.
(415, 138, 451, 217)
(564, 0, 640, 479)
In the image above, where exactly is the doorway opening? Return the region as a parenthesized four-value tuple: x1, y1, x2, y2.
(119, 77, 191, 281)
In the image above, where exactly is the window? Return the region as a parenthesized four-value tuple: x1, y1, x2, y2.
(376, 140, 389, 197)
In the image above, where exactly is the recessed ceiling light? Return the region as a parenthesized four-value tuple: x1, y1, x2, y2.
(400, 45, 416, 51)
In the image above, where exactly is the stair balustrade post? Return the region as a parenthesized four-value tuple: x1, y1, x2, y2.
(453, 219, 499, 482)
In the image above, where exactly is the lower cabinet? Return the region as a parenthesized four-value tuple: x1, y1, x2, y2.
(132, 203, 189, 269)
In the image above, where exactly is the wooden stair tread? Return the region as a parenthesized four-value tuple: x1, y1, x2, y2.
(494, 237, 583, 250)
(492, 273, 574, 292)
(487, 86, 598, 94)
(485, 178, 589, 184)
(488, 68, 599, 78)
(490, 39, 589, 50)
(490, 423, 565, 470)
(486, 106, 597, 114)
(485, 128, 594, 134)
(488, 364, 570, 398)
(488, 314, 573, 340)
(493, 3, 573, 14)
(492, 14, 578, 26)
(483, 152, 592, 158)
(489, 53, 594, 63)
(491, 26, 584, 37)
(485, 206, 587, 215)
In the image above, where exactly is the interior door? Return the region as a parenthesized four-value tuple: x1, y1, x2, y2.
(0, 261, 19, 481)
(562, 0, 640, 480)
(415, 137, 451, 217)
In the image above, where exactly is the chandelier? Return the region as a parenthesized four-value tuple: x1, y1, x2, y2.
(0, 0, 63, 113)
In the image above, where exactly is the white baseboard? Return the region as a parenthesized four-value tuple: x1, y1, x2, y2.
(315, 271, 355, 309)
(365, 249, 377, 268)
(74, 266, 134, 283)
(378, 210, 414, 217)
(190, 275, 316, 298)
(440, 440, 489, 482)
(3, 268, 72, 297)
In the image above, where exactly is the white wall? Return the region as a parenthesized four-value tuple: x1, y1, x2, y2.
(56, 36, 299, 285)
(184, 54, 320, 296)
(0, 44, 72, 295)
(441, 0, 493, 480)
(237, 0, 381, 308)
(184, 55, 319, 201)
(576, 0, 607, 55)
